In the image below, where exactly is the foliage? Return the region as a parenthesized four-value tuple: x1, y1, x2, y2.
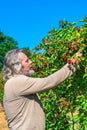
(0, 72, 5, 102)
(0, 31, 18, 70)
(23, 47, 33, 58)
(31, 16, 87, 130)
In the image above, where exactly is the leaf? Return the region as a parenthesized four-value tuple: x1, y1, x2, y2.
(83, 73, 87, 78)
(79, 19, 85, 22)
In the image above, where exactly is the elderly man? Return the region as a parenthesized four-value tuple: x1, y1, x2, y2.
(3, 49, 82, 130)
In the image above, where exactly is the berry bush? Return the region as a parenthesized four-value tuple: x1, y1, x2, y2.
(32, 17, 87, 130)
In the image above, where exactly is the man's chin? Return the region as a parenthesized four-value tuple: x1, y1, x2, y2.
(25, 70, 35, 76)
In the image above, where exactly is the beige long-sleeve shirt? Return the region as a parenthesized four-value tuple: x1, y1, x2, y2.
(3, 63, 76, 130)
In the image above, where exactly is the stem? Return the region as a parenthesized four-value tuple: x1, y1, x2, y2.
(71, 111, 74, 130)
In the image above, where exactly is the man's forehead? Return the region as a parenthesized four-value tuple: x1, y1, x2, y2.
(18, 52, 27, 59)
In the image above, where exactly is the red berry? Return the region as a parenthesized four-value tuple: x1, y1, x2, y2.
(42, 38, 46, 44)
(77, 28, 80, 32)
(61, 54, 66, 60)
(67, 60, 72, 64)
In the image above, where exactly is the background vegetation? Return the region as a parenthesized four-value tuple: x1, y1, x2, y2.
(0, 16, 87, 129)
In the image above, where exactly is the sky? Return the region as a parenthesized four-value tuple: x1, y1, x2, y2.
(0, 0, 87, 50)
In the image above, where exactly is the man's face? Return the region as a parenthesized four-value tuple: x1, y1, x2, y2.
(18, 52, 34, 76)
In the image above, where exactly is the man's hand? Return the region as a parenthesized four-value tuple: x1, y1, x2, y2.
(71, 52, 83, 64)
(67, 52, 83, 65)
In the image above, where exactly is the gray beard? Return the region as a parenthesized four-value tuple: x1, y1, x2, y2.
(25, 70, 35, 76)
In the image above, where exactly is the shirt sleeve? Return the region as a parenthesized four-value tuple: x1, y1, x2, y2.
(15, 63, 76, 96)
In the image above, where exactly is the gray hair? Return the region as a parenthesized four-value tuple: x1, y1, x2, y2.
(3, 49, 23, 80)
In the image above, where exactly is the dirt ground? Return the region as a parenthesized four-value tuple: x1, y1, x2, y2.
(0, 103, 9, 130)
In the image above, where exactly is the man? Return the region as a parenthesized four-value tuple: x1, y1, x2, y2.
(3, 49, 82, 130)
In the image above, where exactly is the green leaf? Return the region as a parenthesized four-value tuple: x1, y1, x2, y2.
(83, 73, 87, 78)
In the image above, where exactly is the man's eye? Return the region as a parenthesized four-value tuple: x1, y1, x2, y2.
(26, 60, 28, 62)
